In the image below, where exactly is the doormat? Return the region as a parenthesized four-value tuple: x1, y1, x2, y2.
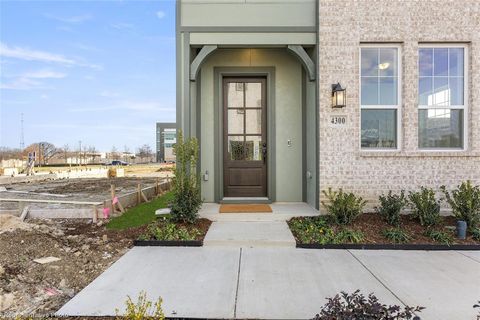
(219, 204, 273, 213)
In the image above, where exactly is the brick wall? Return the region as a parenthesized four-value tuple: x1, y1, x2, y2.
(318, 0, 480, 210)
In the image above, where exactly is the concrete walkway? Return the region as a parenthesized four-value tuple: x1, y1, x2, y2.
(57, 247, 480, 320)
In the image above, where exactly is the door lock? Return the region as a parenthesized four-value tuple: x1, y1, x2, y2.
(262, 142, 267, 164)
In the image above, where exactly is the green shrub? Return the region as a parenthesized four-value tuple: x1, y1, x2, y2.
(425, 229, 453, 245)
(471, 228, 480, 241)
(333, 229, 364, 244)
(288, 216, 335, 244)
(116, 290, 164, 320)
(313, 290, 424, 320)
(382, 227, 411, 244)
(170, 130, 202, 223)
(321, 188, 366, 225)
(376, 190, 407, 227)
(408, 187, 441, 227)
(139, 217, 201, 241)
(441, 180, 480, 231)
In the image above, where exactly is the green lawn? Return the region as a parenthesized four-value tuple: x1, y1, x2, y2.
(106, 191, 174, 230)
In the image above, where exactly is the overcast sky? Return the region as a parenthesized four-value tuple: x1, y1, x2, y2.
(0, 0, 175, 152)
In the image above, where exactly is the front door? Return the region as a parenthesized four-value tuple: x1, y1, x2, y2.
(223, 77, 267, 197)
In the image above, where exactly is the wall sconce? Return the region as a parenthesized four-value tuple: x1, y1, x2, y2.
(331, 83, 346, 108)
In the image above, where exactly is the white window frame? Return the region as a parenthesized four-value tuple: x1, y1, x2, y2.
(417, 43, 468, 151)
(359, 44, 402, 151)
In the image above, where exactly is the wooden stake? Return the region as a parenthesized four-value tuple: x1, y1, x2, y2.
(156, 178, 159, 196)
(92, 205, 98, 223)
(20, 206, 29, 221)
(137, 183, 141, 204)
(110, 184, 116, 212)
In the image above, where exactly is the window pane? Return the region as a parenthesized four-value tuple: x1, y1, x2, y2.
(228, 109, 244, 134)
(228, 136, 244, 160)
(361, 77, 378, 105)
(433, 48, 448, 76)
(419, 48, 433, 76)
(245, 82, 262, 108)
(418, 109, 463, 148)
(419, 77, 433, 105)
(379, 77, 397, 105)
(361, 48, 378, 76)
(245, 136, 262, 161)
(433, 77, 449, 106)
(227, 83, 244, 108)
(449, 48, 464, 77)
(245, 109, 261, 134)
(379, 48, 397, 77)
(449, 77, 464, 105)
(361, 109, 397, 149)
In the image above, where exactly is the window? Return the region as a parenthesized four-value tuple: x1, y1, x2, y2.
(418, 46, 466, 149)
(360, 46, 401, 149)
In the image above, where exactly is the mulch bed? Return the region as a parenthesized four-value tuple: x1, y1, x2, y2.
(289, 213, 480, 247)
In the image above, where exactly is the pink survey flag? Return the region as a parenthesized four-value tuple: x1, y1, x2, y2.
(103, 207, 110, 218)
(112, 196, 119, 204)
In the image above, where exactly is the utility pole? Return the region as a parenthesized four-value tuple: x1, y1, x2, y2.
(78, 140, 82, 165)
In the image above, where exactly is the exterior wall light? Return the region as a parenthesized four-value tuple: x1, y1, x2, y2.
(332, 83, 346, 108)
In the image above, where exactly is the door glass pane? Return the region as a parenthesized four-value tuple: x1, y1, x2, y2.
(379, 77, 397, 105)
(419, 109, 463, 148)
(228, 109, 244, 134)
(361, 109, 397, 148)
(245, 136, 262, 161)
(245, 82, 262, 108)
(227, 83, 244, 108)
(245, 109, 261, 134)
(228, 136, 244, 160)
(361, 77, 378, 105)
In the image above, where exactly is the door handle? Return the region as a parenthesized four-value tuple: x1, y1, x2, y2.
(262, 142, 267, 164)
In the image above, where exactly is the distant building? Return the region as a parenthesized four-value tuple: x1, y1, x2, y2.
(156, 123, 176, 162)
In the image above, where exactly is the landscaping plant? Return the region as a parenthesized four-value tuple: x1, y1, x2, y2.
(333, 228, 364, 244)
(139, 217, 201, 241)
(321, 188, 366, 225)
(472, 228, 480, 241)
(376, 191, 407, 227)
(170, 130, 202, 223)
(441, 180, 480, 231)
(116, 290, 165, 320)
(313, 290, 423, 320)
(408, 187, 441, 227)
(288, 216, 335, 244)
(382, 227, 411, 244)
(425, 229, 453, 246)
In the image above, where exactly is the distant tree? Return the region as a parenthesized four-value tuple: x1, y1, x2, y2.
(111, 145, 120, 160)
(123, 145, 130, 163)
(0, 147, 23, 161)
(62, 144, 70, 164)
(25, 142, 57, 165)
(137, 144, 153, 162)
(88, 146, 98, 164)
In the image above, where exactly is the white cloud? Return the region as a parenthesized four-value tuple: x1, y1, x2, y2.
(156, 11, 166, 19)
(99, 90, 120, 98)
(45, 13, 93, 24)
(0, 69, 66, 90)
(68, 100, 174, 113)
(110, 22, 135, 30)
(23, 69, 66, 79)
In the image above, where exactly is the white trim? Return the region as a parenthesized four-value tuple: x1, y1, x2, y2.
(417, 44, 468, 152)
(359, 44, 402, 152)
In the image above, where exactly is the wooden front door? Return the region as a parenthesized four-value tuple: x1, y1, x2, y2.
(223, 77, 267, 197)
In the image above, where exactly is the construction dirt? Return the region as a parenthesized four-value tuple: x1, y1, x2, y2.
(0, 216, 145, 317)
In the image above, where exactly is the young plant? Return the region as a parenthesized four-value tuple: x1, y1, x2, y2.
(321, 188, 366, 225)
(313, 290, 424, 320)
(376, 191, 407, 227)
(408, 187, 441, 227)
(383, 227, 411, 244)
(441, 180, 480, 231)
(288, 216, 335, 244)
(170, 130, 202, 223)
(139, 217, 201, 241)
(333, 228, 364, 244)
(425, 229, 453, 246)
(116, 290, 165, 320)
(470, 228, 480, 241)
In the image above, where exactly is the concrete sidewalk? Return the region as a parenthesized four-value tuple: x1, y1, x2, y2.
(57, 247, 480, 320)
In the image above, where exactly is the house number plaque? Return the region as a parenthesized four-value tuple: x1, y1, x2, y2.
(329, 115, 347, 127)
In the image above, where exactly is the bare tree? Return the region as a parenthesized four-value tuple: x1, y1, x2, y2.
(123, 145, 130, 163)
(62, 144, 70, 164)
(137, 144, 153, 163)
(25, 142, 57, 165)
(88, 146, 98, 164)
(0, 147, 23, 161)
(111, 146, 120, 160)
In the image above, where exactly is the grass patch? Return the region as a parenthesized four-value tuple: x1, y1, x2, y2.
(106, 191, 174, 230)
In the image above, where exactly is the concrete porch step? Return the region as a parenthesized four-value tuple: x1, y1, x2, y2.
(203, 221, 296, 247)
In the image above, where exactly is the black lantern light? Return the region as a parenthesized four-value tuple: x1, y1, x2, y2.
(331, 83, 346, 108)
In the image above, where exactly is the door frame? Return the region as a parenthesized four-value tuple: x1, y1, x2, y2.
(213, 67, 276, 203)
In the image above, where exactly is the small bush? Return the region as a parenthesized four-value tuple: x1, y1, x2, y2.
(116, 290, 165, 320)
(333, 228, 364, 244)
(470, 228, 480, 241)
(376, 191, 407, 227)
(408, 187, 441, 227)
(383, 227, 411, 244)
(313, 290, 423, 320)
(139, 217, 201, 241)
(441, 180, 480, 231)
(170, 130, 202, 223)
(425, 229, 453, 245)
(321, 188, 366, 225)
(288, 216, 335, 244)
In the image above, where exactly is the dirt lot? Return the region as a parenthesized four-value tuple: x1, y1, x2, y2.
(0, 216, 145, 317)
